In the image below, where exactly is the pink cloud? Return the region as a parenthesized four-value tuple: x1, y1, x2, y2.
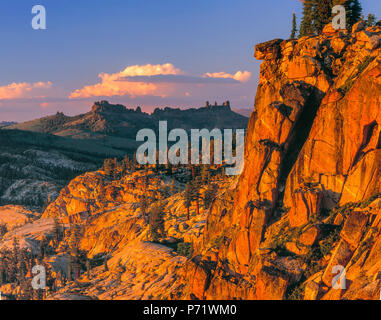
(0, 81, 52, 100)
(203, 70, 252, 83)
(69, 63, 182, 99)
(69, 63, 252, 100)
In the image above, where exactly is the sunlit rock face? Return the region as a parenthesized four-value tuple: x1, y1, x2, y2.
(2, 23, 380, 301)
(180, 24, 381, 300)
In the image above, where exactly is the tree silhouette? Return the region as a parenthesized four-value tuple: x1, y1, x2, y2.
(139, 192, 150, 224)
(183, 182, 193, 220)
(346, 0, 362, 29)
(366, 13, 376, 27)
(148, 201, 166, 242)
(291, 13, 298, 39)
(192, 178, 201, 216)
(299, 0, 315, 37)
(300, 0, 363, 36)
(313, 0, 333, 34)
(203, 184, 218, 210)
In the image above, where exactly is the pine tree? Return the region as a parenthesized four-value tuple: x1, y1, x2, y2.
(11, 238, 20, 280)
(299, 0, 315, 37)
(166, 162, 173, 175)
(39, 236, 48, 260)
(112, 158, 119, 180)
(52, 217, 62, 248)
(313, 0, 333, 34)
(139, 192, 150, 224)
(170, 179, 176, 195)
(200, 165, 211, 184)
(192, 178, 201, 216)
(334, 0, 363, 29)
(347, 0, 362, 29)
(183, 182, 193, 220)
(299, 0, 363, 36)
(203, 184, 218, 210)
(115, 258, 125, 282)
(103, 158, 114, 177)
(68, 224, 82, 280)
(148, 201, 166, 242)
(121, 155, 131, 174)
(366, 13, 377, 27)
(69, 224, 82, 256)
(291, 13, 298, 39)
(132, 152, 138, 169)
(0, 223, 7, 240)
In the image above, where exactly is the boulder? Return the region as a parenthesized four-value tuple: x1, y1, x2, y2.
(322, 240, 353, 287)
(255, 39, 283, 60)
(340, 211, 368, 249)
(304, 281, 320, 300)
(323, 23, 338, 35)
(299, 226, 320, 246)
(366, 35, 381, 50)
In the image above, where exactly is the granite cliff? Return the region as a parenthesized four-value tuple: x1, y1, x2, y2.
(180, 22, 381, 300)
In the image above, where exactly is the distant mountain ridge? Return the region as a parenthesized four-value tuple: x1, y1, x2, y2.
(0, 101, 248, 208)
(8, 101, 249, 140)
(233, 108, 252, 118)
(0, 121, 17, 128)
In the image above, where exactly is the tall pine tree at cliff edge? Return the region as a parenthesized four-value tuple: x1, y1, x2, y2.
(347, 0, 362, 29)
(299, 0, 363, 37)
(299, 0, 315, 37)
(332, 0, 362, 29)
(291, 12, 298, 39)
(313, 0, 333, 34)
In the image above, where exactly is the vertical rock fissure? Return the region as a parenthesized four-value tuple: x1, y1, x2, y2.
(256, 147, 275, 196)
(352, 121, 378, 168)
(273, 88, 324, 218)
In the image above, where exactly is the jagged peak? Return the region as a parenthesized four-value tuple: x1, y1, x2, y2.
(91, 101, 128, 113)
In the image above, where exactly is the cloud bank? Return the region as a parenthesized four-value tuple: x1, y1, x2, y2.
(69, 63, 251, 99)
(69, 63, 181, 99)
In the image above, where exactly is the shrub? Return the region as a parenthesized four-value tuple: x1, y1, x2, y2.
(177, 242, 193, 258)
(340, 56, 375, 94)
(286, 284, 305, 300)
(319, 228, 341, 257)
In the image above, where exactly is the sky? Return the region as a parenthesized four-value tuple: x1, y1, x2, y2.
(0, 0, 380, 122)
